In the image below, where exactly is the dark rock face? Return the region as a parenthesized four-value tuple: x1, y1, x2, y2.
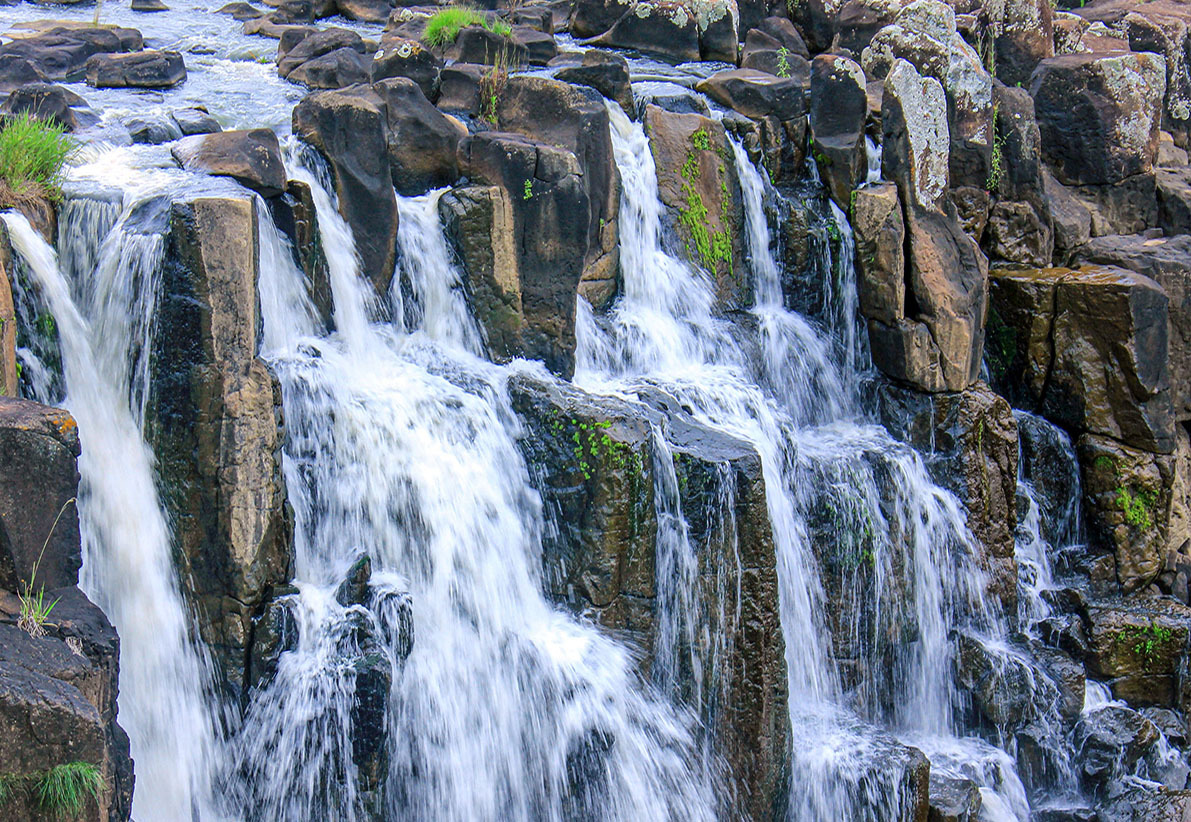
(277, 26, 369, 88)
(696, 69, 802, 122)
(85, 49, 186, 89)
(172, 106, 221, 135)
(553, 50, 633, 115)
(852, 182, 906, 327)
(443, 131, 590, 376)
(0, 83, 83, 131)
(985, 83, 1053, 268)
(1029, 51, 1167, 187)
(1073, 704, 1160, 791)
(150, 196, 293, 696)
(292, 84, 399, 297)
(0, 26, 141, 83)
(171, 128, 287, 197)
(989, 266, 1173, 455)
(876, 381, 1020, 614)
(1083, 598, 1191, 706)
(371, 34, 442, 100)
(508, 373, 789, 822)
(643, 105, 748, 309)
(592, 0, 700, 62)
(809, 54, 867, 209)
(1075, 233, 1191, 423)
(569, 0, 632, 39)
(373, 77, 465, 195)
(0, 398, 82, 593)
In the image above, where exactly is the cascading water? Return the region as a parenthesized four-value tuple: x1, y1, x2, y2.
(225, 148, 720, 821)
(576, 102, 1030, 818)
(2, 199, 222, 820)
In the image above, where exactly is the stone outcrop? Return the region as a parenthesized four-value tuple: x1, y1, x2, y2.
(808, 54, 868, 209)
(0, 26, 142, 83)
(509, 372, 789, 822)
(150, 196, 293, 697)
(171, 129, 287, 197)
(85, 50, 186, 89)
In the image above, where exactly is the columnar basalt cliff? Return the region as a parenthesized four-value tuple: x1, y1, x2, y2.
(2, 0, 1191, 818)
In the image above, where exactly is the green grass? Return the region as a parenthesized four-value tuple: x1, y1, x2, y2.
(0, 113, 75, 203)
(422, 7, 511, 47)
(36, 762, 103, 816)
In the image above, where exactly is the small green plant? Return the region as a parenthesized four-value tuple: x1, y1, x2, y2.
(0, 113, 76, 205)
(422, 7, 511, 47)
(987, 104, 1004, 193)
(36, 762, 103, 817)
(1117, 486, 1156, 531)
(478, 47, 511, 124)
(1114, 622, 1174, 669)
(776, 46, 791, 78)
(17, 497, 76, 638)
(523, 178, 533, 200)
(677, 129, 734, 278)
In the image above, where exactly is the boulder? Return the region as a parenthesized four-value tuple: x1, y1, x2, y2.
(1075, 233, 1191, 423)
(739, 28, 812, 83)
(171, 128, 287, 197)
(851, 182, 905, 327)
(952, 633, 1059, 733)
(928, 772, 981, 821)
(569, 0, 632, 38)
(126, 115, 180, 145)
(85, 49, 186, 89)
(0, 399, 81, 594)
(553, 50, 633, 115)
(695, 69, 802, 122)
(1068, 172, 1160, 237)
(1156, 166, 1191, 234)
(987, 0, 1054, 87)
(132, 0, 170, 10)
(336, 0, 389, 23)
(495, 76, 621, 309)
(371, 34, 442, 101)
(863, 0, 994, 190)
(445, 26, 526, 66)
(0, 82, 84, 131)
(876, 381, 1020, 613)
(0, 55, 49, 93)
(444, 131, 590, 375)
(1120, 8, 1191, 149)
(435, 63, 485, 114)
(984, 83, 1053, 268)
(1079, 435, 1176, 593)
(643, 105, 748, 308)
(292, 84, 399, 297)
(151, 196, 293, 694)
(592, 0, 701, 62)
(172, 106, 222, 136)
(0, 26, 140, 83)
(508, 373, 789, 822)
(277, 27, 365, 75)
(808, 54, 867, 209)
(881, 58, 949, 213)
(510, 25, 556, 65)
(372, 77, 464, 195)
(286, 46, 371, 88)
(1029, 51, 1167, 186)
(1043, 171, 1092, 260)
(990, 266, 1173, 454)
(1073, 703, 1160, 790)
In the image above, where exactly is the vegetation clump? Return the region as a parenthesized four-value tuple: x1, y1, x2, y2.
(423, 7, 511, 47)
(678, 128, 734, 278)
(1114, 621, 1174, 669)
(0, 113, 75, 207)
(0, 761, 103, 817)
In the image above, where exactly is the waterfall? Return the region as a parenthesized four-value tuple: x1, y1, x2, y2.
(226, 150, 719, 820)
(575, 102, 1029, 818)
(2, 207, 222, 820)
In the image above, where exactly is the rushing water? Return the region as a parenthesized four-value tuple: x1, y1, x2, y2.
(3, 203, 222, 820)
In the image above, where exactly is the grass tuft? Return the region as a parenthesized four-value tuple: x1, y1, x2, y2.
(35, 762, 103, 816)
(0, 113, 75, 204)
(422, 7, 511, 47)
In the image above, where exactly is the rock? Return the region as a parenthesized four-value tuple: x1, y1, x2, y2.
(988, 0, 1054, 87)
(371, 33, 442, 101)
(695, 69, 802, 122)
(131, 0, 169, 11)
(1079, 437, 1175, 593)
(985, 83, 1053, 268)
(293, 84, 399, 297)
(268, 180, 332, 328)
(336, 0, 389, 23)
(277, 27, 364, 74)
(0, 26, 140, 83)
(0, 82, 80, 131)
(881, 58, 949, 212)
(739, 28, 812, 83)
(151, 196, 293, 694)
(372, 77, 464, 194)
(510, 25, 556, 65)
(85, 49, 186, 89)
(511, 7, 553, 33)
(1029, 51, 1167, 187)
(1043, 172, 1092, 261)
(287, 46, 371, 88)
(218, 1, 267, 20)
(851, 182, 905, 327)
(758, 15, 810, 58)
(171, 128, 287, 197)
(1120, 8, 1191, 151)
(876, 381, 1020, 613)
(1075, 233, 1191, 423)
(643, 105, 748, 309)
(445, 131, 591, 375)
(125, 115, 179, 144)
(0, 54, 49, 93)
(554, 50, 633, 114)
(928, 772, 981, 821)
(592, 0, 701, 62)
(172, 106, 222, 135)
(1156, 167, 1191, 234)
(1096, 787, 1191, 822)
(0, 399, 81, 593)
(1073, 703, 1160, 789)
(494, 75, 621, 310)
(863, 0, 994, 190)
(1068, 172, 1160, 237)
(569, 0, 632, 38)
(809, 54, 867, 209)
(1159, 132, 1188, 167)
(435, 63, 484, 114)
(445, 26, 526, 66)
(508, 373, 789, 821)
(0, 239, 18, 399)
